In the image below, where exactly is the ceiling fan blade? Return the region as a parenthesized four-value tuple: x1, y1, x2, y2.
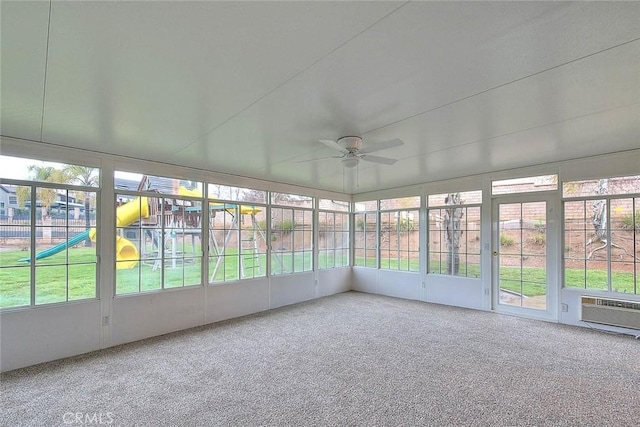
(319, 139, 346, 152)
(359, 138, 404, 154)
(296, 155, 340, 163)
(360, 154, 397, 165)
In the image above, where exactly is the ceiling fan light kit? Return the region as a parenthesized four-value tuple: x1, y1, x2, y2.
(341, 157, 359, 168)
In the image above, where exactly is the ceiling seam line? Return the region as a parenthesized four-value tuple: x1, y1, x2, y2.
(391, 102, 640, 163)
(361, 36, 640, 137)
(266, 99, 638, 168)
(39, 0, 53, 143)
(349, 146, 640, 196)
(173, 1, 411, 154)
(0, 135, 346, 197)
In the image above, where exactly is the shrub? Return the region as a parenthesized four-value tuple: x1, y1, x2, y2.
(273, 219, 295, 234)
(533, 219, 546, 232)
(530, 232, 546, 245)
(399, 218, 416, 233)
(620, 210, 640, 229)
(500, 232, 514, 247)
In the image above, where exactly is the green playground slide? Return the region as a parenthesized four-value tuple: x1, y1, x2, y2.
(19, 230, 91, 262)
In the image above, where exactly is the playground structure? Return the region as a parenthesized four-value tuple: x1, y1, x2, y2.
(21, 196, 149, 269)
(111, 197, 150, 268)
(177, 186, 275, 280)
(24, 187, 273, 278)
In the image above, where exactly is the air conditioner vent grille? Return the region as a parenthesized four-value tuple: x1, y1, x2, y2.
(595, 299, 640, 311)
(581, 297, 640, 330)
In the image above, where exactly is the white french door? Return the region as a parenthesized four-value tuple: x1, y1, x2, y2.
(492, 194, 558, 320)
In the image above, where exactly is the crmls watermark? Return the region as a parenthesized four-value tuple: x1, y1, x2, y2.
(62, 412, 115, 425)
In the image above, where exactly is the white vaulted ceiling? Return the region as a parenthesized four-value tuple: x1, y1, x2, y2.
(2, 1, 639, 194)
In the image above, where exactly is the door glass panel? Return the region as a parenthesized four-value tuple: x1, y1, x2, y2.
(498, 202, 547, 310)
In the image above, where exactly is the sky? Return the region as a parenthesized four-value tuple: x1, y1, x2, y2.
(0, 154, 142, 183)
(0, 155, 57, 180)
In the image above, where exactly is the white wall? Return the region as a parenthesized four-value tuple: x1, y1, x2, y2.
(353, 268, 423, 301)
(205, 279, 270, 324)
(111, 287, 205, 346)
(0, 301, 101, 372)
(0, 272, 350, 372)
(317, 267, 351, 298)
(425, 275, 485, 310)
(1, 140, 639, 372)
(352, 149, 640, 331)
(352, 269, 486, 310)
(1, 138, 353, 372)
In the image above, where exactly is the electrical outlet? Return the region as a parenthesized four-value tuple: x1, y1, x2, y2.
(102, 315, 110, 326)
(484, 288, 490, 296)
(561, 303, 568, 313)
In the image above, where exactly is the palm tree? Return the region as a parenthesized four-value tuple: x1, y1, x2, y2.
(66, 166, 99, 246)
(15, 165, 71, 221)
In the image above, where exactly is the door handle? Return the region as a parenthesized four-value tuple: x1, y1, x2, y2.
(492, 251, 498, 257)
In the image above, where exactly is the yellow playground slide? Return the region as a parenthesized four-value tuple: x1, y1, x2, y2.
(89, 196, 149, 269)
(178, 186, 261, 215)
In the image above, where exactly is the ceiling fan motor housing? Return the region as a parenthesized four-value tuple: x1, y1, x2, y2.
(337, 136, 363, 152)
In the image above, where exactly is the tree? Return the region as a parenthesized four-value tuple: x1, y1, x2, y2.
(16, 165, 71, 221)
(444, 193, 464, 275)
(66, 166, 99, 246)
(586, 178, 626, 259)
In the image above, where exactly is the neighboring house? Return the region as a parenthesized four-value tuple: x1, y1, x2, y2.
(0, 185, 19, 217)
(115, 177, 140, 192)
(1, 185, 86, 219)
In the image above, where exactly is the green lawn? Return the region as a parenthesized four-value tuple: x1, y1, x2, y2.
(0, 247, 97, 307)
(1, 247, 637, 308)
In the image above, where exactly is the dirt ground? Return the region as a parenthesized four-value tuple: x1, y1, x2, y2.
(500, 228, 638, 271)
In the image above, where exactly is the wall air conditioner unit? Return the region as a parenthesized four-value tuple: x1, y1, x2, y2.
(581, 297, 640, 330)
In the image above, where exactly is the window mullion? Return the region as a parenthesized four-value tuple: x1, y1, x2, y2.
(396, 212, 401, 270)
(161, 202, 166, 289)
(30, 184, 36, 306)
(606, 199, 612, 291)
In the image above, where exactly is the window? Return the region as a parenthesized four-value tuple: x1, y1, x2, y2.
(237, 205, 268, 279)
(354, 200, 377, 212)
(428, 191, 481, 277)
(563, 176, 639, 294)
(270, 191, 313, 275)
(271, 205, 313, 274)
(492, 174, 558, 195)
(270, 192, 313, 208)
(318, 199, 350, 212)
(354, 211, 377, 268)
(207, 184, 267, 283)
(0, 156, 99, 308)
(208, 202, 268, 282)
(114, 172, 203, 294)
(208, 184, 266, 204)
(318, 211, 349, 268)
(379, 196, 420, 272)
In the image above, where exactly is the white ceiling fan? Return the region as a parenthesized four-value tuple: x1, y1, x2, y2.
(301, 136, 404, 168)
